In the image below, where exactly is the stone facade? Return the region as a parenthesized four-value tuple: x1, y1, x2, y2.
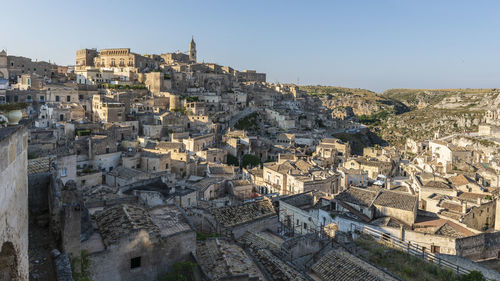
(0, 123, 29, 281)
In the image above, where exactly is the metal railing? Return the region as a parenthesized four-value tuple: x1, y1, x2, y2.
(352, 224, 492, 279)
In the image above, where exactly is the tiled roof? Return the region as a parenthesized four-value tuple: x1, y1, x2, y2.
(449, 174, 474, 186)
(156, 141, 185, 151)
(28, 156, 51, 174)
(232, 179, 251, 186)
(311, 248, 398, 281)
(196, 238, 265, 281)
(193, 177, 224, 190)
(266, 161, 294, 174)
(422, 180, 453, 189)
(435, 223, 467, 238)
(440, 201, 463, 213)
(94, 204, 160, 246)
(254, 249, 309, 281)
(107, 166, 147, 180)
(211, 197, 276, 228)
(208, 164, 236, 175)
(371, 217, 410, 229)
(414, 218, 475, 238)
(149, 205, 193, 237)
(238, 231, 284, 253)
(458, 192, 488, 203)
(281, 192, 314, 209)
(373, 190, 418, 212)
(335, 187, 377, 207)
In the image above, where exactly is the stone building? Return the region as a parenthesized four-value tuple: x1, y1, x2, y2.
(237, 70, 266, 82)
(160, 52, 189, 65)
(4, 50, 58, 80)
(83, 203, 196, 281)
(93, 48, 159, 72)
(75, 48, 99, 70)
(0, 122, 29, 281)
(92, 95, 126, 123)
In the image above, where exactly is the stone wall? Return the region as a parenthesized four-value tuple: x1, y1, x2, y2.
(231, 216, 278, 239)
(456, 231, 500, 260)
(88, 230, 196, 281)
(0, 123, 29, 281)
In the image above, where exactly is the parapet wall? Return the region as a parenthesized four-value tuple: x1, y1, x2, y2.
(0, 123, 30, 281)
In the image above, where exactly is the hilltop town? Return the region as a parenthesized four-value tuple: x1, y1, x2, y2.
(3, 39, 500, 281)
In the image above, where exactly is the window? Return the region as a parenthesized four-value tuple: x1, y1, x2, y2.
(60, 168, 67, 177)
(303, 222, 307, 230)
(165, 164, 168, 169)
(59, 114, 64, 121)
(40, 96, 44, 101)
(106, 148, 110, 153)
(14, 95, 18, 102)
(431, 245, 440, 253)
(297, 219, 300, 226)
(130, 257, 141, 269)
(56, 96, 60, 102)
(382, 233, 390, 241)
(67, 96, 71, 102)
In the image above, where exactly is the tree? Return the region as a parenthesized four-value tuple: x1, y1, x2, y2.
(242, 154, 260, 168)
(226, 154, 239, 166)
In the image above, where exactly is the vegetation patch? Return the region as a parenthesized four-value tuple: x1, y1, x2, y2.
(103, 83, 147, 90)
(234, 112, 259, 130)
(71, 250, 92, 281)
(355, 235, 486, 281)
(158, 261, 197, 281)
(196, 232, 220, 241)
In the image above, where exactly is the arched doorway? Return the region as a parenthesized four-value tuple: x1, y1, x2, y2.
(0, 242, 18, 281)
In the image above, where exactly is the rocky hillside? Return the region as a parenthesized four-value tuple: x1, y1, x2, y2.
(374, 89, 498, 147)
(301, 86, 498, 147)
(383, 88, 500, 110)
(300, 86, 409, 116)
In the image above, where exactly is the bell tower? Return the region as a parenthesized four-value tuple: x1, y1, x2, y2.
(189, 36, 197, 63)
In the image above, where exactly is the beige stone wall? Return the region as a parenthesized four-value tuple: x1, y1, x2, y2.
(87, 229, 196, 281)
(7, 55, 57, 79)
(0, 125, 29, 281)
(462, 201, 495, 231)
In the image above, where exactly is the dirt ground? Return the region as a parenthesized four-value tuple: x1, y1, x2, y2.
(28, 213, 57, 281)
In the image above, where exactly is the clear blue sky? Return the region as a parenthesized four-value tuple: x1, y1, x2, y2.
(2, 0, 500, 92)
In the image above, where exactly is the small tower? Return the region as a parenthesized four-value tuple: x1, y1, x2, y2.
(189, 36, 197, 63)
(0, 50, 8, 79)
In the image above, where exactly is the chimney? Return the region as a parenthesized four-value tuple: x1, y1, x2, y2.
(477, 197, 482, 205)
(462, 201, 468, 214)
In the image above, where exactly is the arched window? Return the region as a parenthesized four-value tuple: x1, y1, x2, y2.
(0, 242, 18, 280)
